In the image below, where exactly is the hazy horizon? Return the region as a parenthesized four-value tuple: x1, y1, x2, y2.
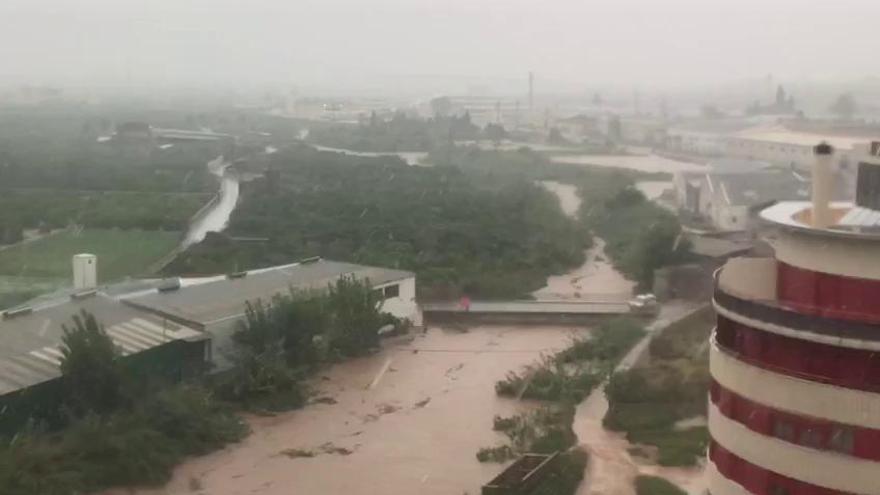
(4, 0, 880, 94)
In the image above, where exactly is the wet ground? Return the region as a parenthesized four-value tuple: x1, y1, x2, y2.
(113, 326, 584, 495)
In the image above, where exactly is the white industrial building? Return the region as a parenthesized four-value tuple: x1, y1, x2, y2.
(666, 120, 754, 156)
(3, 257, 422, 374)
(725, 126, 867, 170)
(674, 160, 811, 232)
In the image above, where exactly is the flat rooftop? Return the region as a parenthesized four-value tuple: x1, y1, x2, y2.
(0, 293, 203, 396)
(761, 201, 880, 239)
(125, 259, 414, 326)
(733, 126, 868, 151)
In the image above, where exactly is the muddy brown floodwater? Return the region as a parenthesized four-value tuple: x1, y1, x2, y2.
(112, 326, 584, 495)
(539, 179, 706, 495)
(534, 181, 634, 302)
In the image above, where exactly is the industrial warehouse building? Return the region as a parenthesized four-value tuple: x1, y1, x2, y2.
(124, 258, 421, 370)
(708, 143, 880, 495)
(0, 257, 421, 426)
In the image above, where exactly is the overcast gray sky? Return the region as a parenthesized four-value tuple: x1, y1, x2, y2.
(2, 0, 880, 92)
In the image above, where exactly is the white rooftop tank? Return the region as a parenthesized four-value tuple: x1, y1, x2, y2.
(73, 253, 97, 290)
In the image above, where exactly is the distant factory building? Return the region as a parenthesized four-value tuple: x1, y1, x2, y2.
(726, 125, 867, 170)
(674, 160, 812, 232)
(666, 120, 754, 156)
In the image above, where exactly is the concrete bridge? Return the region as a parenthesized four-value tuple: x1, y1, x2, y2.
(422, 299, 632, 325)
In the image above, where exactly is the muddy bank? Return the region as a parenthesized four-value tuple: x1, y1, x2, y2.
(111, 326, 584, 495)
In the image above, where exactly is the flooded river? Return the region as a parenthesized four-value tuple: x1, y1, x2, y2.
(539, 180, 705, 495)
(116, 176, 698, 495)
(572, 302, 707, 495)
(182, 158, 240, 248)
(534, 181, 634, 302)
(113, 326, 583, 495)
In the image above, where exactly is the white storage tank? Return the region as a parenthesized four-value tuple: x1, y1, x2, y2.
(73, 253, 97, 290)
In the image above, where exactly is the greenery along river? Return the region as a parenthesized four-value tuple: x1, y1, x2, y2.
(168, 144, 589, 299)
(169, 144, 687, 299)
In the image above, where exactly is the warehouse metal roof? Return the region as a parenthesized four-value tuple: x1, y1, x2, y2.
(124, 259, 414, 326)
(0, 293, 204, 396)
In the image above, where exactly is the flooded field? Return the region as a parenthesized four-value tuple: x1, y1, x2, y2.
(551, 154, 706, 174)
(114, 326, 583, 495)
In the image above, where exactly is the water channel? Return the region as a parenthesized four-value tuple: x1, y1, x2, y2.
(181, 157, 240, 249)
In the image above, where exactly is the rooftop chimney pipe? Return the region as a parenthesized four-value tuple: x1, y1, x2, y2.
(812, 142, 834, 229)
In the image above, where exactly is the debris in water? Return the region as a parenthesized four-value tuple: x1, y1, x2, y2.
(188, 476, 203, 491)
(377, 403, 400, 415)
(278, 448, 316, 459)
(445, 363, 464, 376)
(319, 442, 355, 456)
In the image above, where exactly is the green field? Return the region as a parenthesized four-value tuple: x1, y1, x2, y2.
(0, 229, 180, 283)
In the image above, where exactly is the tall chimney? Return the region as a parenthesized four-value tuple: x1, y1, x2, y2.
(812, 142, 834, 228)
(73, 253, 97, 290)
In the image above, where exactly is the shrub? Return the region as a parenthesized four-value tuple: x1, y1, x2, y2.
(0, 384, 246, 495)
(59, 310, 126, 415)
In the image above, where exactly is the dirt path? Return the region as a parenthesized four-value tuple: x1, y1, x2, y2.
(109, 326, 585, 495)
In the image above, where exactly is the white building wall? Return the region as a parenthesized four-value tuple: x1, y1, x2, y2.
(376, 277, 423, 327)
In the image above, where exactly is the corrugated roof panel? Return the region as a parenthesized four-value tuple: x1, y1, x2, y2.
(107, 325, 159, 349)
